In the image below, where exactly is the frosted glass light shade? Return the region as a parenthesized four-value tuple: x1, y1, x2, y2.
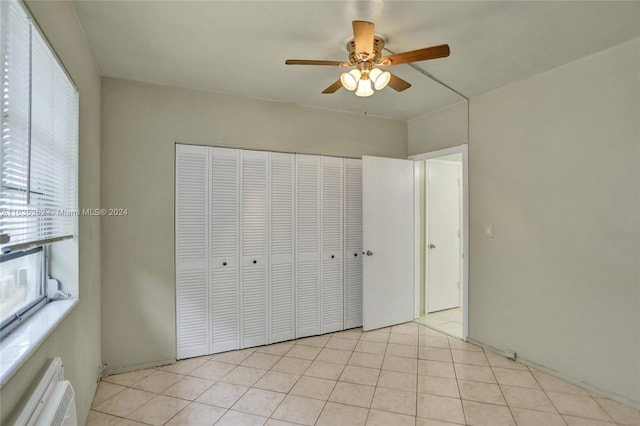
(369, 68, 391, 90)
(355, 78, 374, 97)
(340, 69, 362, 91)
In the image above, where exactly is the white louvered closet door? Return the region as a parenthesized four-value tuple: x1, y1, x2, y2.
(344, 159, 363, 329)
(269, 152, 295, 343)
(321, 156, 344, 334)
(295, 154, 321, 338)
(210, 147, 241, 353)
(175, 144, 210, 359)
(241, 150, 269, 347)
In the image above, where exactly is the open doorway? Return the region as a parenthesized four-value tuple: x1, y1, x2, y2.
(410, 145, 468, 340)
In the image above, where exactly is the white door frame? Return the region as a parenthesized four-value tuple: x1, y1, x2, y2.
(409, 145, 469, 341)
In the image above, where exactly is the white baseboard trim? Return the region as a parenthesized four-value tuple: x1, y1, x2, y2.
(101, 358, 176, 377)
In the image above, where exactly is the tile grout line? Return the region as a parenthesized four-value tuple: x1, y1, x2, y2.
(523, 364, 568, 426)
(487, 352, 522, 426)
(451, 333, 469, 426)
(313, 331, 363, 426)
(303, 335, 333, 426)
(267, 336, 324, 425)
(589, 389, 622, 425)
(363, 327, 389, 424)
(526, 362, 621, 425)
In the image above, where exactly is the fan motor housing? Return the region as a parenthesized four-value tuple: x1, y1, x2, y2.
(346, 35, 385, 69)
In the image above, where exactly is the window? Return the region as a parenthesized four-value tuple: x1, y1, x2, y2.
(0, 0, 78, 337)
(0, 248, 45, 331)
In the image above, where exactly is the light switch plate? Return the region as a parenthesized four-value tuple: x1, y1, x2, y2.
(484, 224, 493, 238)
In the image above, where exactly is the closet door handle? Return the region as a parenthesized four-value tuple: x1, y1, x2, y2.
(354, 253, 358, 257)
(222, 261, 227, 266)
(331, 255, 335, 259)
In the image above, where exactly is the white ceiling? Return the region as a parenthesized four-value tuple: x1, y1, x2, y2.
(72, 1, 639, 120)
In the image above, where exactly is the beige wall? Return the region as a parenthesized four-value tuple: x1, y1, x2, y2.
(0, 2, 102, 425)
(410, 38, 639, 406)
(100, 77, 407, 372)
(408, 101, 468, 156)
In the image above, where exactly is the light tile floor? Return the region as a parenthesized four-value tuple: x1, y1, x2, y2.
(87, 322, 640, 426)
(416, 307, 463, 338)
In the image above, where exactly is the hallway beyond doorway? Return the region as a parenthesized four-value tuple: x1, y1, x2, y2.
(416, 307, 462, 339)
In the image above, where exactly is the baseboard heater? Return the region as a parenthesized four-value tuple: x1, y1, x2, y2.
(13, 357, 77, 426)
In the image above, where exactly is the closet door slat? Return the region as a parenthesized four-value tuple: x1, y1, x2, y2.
(241, 150, 269, 347)
(269, 152, 295, 343)
(175, 144, 210, 359)
(344, 158, 363, 329)
(210, 147, 241, 353)
(295, 154, 321, 338)
(321, 156, 344, 334)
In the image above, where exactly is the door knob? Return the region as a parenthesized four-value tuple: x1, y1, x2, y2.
(366, 250, 373, 256)
(429, 244, 436, 249)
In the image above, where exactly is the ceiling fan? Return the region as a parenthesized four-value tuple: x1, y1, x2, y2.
(285, 20, 450, 97)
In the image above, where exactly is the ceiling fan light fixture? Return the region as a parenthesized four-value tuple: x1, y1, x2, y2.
(285, 20, 449, 96)
(355, 78, 374, 97)
(340, 69, 361, 91)
(369, 68, 391, 90)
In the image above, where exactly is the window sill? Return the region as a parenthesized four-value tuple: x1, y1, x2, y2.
(0, 298, 78, 388)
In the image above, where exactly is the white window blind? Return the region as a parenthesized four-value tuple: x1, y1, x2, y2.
(0, 0, 78, 253)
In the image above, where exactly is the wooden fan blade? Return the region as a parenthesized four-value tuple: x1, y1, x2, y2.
(285, 59, 350, 67)
(322, 79, 343, 94)
(379, 44, 450, 66)
(388, 73, 411, 92)
(352, 20, 375, 58)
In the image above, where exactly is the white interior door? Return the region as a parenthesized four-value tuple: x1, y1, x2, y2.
(363, 156, 415, 331)
(426, 160, 461, 313)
